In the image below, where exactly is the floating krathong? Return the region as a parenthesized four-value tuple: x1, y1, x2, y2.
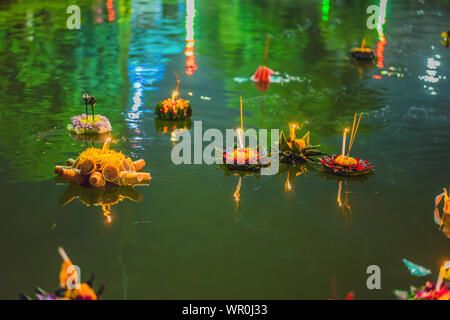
(279, 123, 322, 164)
(20, 247, 103, 300)
(67, 93, 112, 135)
(434, 187, 450, 238)
(251, 35, 275, 89)
(350, 38, 376, 62)
(55, 138, 150, 188)
(58, 184, 143, 224)
(320, 113, 374, 177)
(218, 97, 270, 172)
(395, 261, 450, 300)
(442, 31, 449, 47)
(155, 78, 192, 121)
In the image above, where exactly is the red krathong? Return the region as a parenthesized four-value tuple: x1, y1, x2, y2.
(252, 66, 274, 83)
(320, 154, 373, 177)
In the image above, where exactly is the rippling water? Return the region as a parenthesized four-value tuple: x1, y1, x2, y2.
(0, 0, 449, 299)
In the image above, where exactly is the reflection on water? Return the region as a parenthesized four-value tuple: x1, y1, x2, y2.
(0, 0, 449, 300)
(58, 184, 143, 224)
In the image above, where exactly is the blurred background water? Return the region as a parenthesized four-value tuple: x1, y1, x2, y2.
(0, 0, 449, 299)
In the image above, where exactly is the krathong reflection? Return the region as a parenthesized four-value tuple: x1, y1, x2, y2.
(154, 118, 192, 137)
(279, 123, 322, 164)
(218, 166, 258, 220)
(57, 183, 143, 224)
(54, 138, 150, 189)
(320, 171, 370, 226)
(434, 187, 450, 238)
(20, 247, 103, 300)
(320, 113, 374, 177)
(185, 0, 197, 76)
(395, 260, 450, 300)
(67, 93, 112, 136)
(278, 164, 308, 193)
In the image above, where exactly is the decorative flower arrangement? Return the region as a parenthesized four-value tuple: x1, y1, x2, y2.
(20, 247, 103, 300)
(350, 38, 376, 61)
(67, 93, 112, 135)
(67, 114, 112, 135)
(220, 146, 270, 172)
(279, 124, 322, 164)
(320, 154, 373, 177)
(395, 260, 450, 300)
(155, 79, 192, 121)
(55, 137, 150, 188)
(320, 113, 374, 177)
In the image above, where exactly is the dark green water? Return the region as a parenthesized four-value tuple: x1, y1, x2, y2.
(0, 0, 449, 299)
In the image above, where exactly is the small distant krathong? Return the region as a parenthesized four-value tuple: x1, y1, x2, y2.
(279, 123, 322, 164)
(220, 97, 270, 172)
(350, 38, 376, 62)
(55, 137, 150, 188)
(67, 93, 112, 135)
(155, 78, 192, 121)
(251, 35, 275, 91)
(20, 247, 103, 300)
(320, 113, 374, 177)
(442, 31, 449, 47)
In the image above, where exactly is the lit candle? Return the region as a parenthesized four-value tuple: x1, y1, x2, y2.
(172, 90, 178, 103)
(290, 123, 296, 142)
(341, 128, 348, 156)
(236, 128, 244, 149)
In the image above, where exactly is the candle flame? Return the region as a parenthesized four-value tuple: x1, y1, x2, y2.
(172, 90, 179, 101)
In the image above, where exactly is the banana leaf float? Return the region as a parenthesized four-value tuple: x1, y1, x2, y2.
(279, 127, 323, 164)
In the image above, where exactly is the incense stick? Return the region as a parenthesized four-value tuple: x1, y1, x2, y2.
(240, 96, 244, 131)
(361, 37, 366, 49)
(58, 247, 71, 262)
(264, 34, 270, 66)
(348, 113, 357, 154)
(348, 113, 362, 156)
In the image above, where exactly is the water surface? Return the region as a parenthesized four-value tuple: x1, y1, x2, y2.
(0, 0, 449, 299)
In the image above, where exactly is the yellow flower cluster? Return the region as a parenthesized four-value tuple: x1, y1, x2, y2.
(78, 147, 126, 172)
(162, 98, 190, 113)
(335, 155, 358, 166)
